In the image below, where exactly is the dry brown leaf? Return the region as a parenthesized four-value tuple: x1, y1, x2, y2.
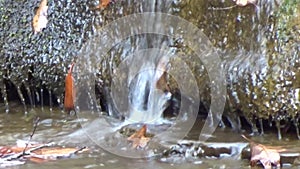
(32, 0, 48, 34)
(94, 0, 111, 9)
(250, 143, 281, 168)
(0, 141, 88, 167)
(0, 143, 39, 157)
(28, 147, 88, 162)
(32, 147, 87, 156)
(28, 156, 49, 163)
(127, 125, 150, 149)
(242, 135, 286, 168)
(0, 147, 14, 157)
(64, 63, 75, 112)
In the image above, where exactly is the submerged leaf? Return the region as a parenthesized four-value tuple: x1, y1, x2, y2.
(32, 0, 48, 34)
(127, 125, 151, 149)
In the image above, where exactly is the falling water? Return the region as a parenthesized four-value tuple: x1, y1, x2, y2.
(24, 83, 33, 108)
(78, 1, 177, 125)
(16, 85, 28, 114)
(1, 80, 9, 113)
(113, 48, 173, 124)
(116, 1, 175, 124)
(69, 1, 189, 153)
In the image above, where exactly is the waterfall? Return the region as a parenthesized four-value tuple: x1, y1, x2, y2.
(115, 48, 173, 124)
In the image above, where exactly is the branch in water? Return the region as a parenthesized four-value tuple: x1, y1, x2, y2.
(22, 117, 40, 156)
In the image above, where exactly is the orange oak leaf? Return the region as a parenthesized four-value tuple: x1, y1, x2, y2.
(127, 125, 150, 149)
(64, 63, 75, 112)
(242, 135, 286, 168)
(94, 0, 111, 9)
(32, 0, 48, 34)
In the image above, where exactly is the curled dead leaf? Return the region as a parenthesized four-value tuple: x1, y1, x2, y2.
(64, 63, 75, 112)
(250, 142, 281, 168)
(32, 0, 48, 34)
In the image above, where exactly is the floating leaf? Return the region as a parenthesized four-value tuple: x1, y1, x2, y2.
(127, 125, 151, 149)
(29, 147, 88, 162)
(33, 147, 87, 156)
(0, 141, 87, 167)
(32, 0, 48, 34)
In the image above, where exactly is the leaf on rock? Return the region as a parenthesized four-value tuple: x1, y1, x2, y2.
(127, 125, 151, 149)
(94, 0, 111, 9)
(250, 143, 281, 168)
(32, 0, 48, 34)
(64, 63, 75, 112)
(242, 135, 286, 168)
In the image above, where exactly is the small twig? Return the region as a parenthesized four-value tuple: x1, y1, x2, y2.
(208, 5, 237, 11)
(22, 117, 40, 155)
(73, 146, 87, 154)
(241, 134, 254, 143)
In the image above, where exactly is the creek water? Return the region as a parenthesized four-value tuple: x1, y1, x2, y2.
(1, 105, 300, 169)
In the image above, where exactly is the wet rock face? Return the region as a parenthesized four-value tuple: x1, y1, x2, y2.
(225, 1, 300, 135)
(0, 0, 172, 111)
(0, 0, 96, 110)
(172, 0, 300, 136)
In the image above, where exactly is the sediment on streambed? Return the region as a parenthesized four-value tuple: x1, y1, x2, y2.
(0, 0, 300, 138)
